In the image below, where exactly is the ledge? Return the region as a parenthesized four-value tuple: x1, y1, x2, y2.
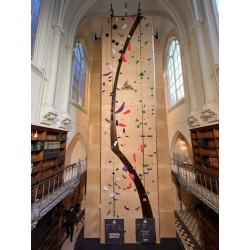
(167, 97, 186, 113)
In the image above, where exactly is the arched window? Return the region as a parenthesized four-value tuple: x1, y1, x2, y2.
(167, 39, 184, 107)
(71, 42, 86, 107)
(31, 0, 42, 57)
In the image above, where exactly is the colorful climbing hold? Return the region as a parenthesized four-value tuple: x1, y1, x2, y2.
(123, 109, 130, 114)
(143, 164, 149, 167)
(122, 54, 127, 62)
(128, 42, 131, 51)
(126, 183, 132, 189)
(147, 135, 153, 137)
(129, 173, 135, 180)
(140, 72, 144, 76)
(148, 154, 153, 157)
(143, 198, 147, 202)
(136, 60, 139, 64)
(137, 125, 140, 128)
(119, 123, 126, 127)
(135, 206, 141, 210)
(133, 153, 136, 162)
(140, 144, 144, 153)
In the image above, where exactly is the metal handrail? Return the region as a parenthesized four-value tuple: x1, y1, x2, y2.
(170, 153, 219, 214)
(31, 157, 87, 230)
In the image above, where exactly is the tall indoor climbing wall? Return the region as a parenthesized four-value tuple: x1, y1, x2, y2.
(101, 16, 159, 243)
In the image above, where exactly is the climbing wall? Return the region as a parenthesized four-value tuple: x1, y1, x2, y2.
(101, 16, 159, 243)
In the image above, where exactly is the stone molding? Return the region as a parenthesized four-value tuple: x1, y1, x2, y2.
(200, 108, 218, 123)
(193, 19, 204, 32)
(41, 111, 58, 125)
(52, 24, 64, 37)
(66, 45, 75, 56)
(187, 115, 200, 128)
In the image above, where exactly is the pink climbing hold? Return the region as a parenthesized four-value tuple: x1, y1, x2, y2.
(119, 123, 126, 127)
(129, 174, 135, 180)
(128, 42, 131, 51)
(126, 183, 132, 189)
(133, 153, 136, 162)
(123, 109, 130, 114)
(140, 144, 144, 153)
(122, 54, 127, 62)
(143, 198, 147, 202)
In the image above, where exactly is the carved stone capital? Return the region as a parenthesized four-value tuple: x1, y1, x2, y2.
(187, 115, 200, 128)
(193, 19, 204, 32)
(66, 45, 75, 56)
(180, 40, 191, 50)
(52, 24, 64, 37)
(41, 111, 58, 125)
(59, 117, 71, 129)
(200, 108, 218, 123)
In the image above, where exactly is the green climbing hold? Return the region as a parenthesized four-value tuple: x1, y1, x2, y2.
(143, 110, 146, 113)
(137, 125, 140, 128)
(148, 154, 153, 157)
(143, 164, 149, 167)
(136, 60, 139, 64)
(145, 23, 149, 27)
(139, 174, 143, 177)
(144, 193, 148, 196)
(140, 77, 143, 79)
(135, 206, 141, 210)
(139, 100, 142, 102)
(144, 144, 146, 147)
(147, 135, 153, 137)
(134, 188, 137, 191)
(144, 41, 148, 45)
(140, 178, 143, 180)
(151, 87, 153, 90)
(151, 94, 154, 97)
(141, 32, 143, 35)
(132, 55, 134, 58)
(140, 72, 144, 76)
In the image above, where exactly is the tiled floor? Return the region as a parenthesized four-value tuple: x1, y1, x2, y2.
(175, 210, 202, 250)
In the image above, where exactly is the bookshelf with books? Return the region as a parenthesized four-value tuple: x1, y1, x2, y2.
(31, 125, 68, 185)
(190, 124, 219, 192)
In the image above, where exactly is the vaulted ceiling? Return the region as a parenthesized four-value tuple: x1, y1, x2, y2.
(57, 0, 195, 54)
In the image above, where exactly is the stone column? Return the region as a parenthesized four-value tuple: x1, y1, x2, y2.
(58, 45, 75, 129)
(171, 175, 182, 211)
(192, 0, 219, 123)
(40, 24, 64, 125)
(181, 42, 200, 128)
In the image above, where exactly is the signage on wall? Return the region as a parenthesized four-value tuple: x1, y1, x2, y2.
(105, 219, 124, 243)
(136, 218, 156, 243)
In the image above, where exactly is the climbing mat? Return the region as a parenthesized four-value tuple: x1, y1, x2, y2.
(101, 16, 159, 243)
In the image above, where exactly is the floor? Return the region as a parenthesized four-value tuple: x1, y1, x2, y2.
(175, 210, 202, 250)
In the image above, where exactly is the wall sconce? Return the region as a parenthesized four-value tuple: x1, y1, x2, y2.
(34, 130, 38, 139)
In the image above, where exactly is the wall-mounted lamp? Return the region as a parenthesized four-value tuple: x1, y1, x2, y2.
(137, 2, 141, 16)
(34, 130, 38, 139)
(125, 3, 128, 16)
(109, 3, 114, 17)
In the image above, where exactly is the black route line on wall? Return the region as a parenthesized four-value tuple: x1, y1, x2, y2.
(110, 15, 153, 218)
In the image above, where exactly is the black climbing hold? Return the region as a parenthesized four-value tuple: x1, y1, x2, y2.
(113, 24, 118, 29)
(116, 120, 118, 126)
(106, 33, 109, 37)
(112, 39, 115, 43)
(115, 42, 119, 46)
(121, 18, 125, 20)
(118, 58, 122, 63)
(123, 128, 125, 133)
(119, 50, 123, 53)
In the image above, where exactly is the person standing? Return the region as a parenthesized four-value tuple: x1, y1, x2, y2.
(65, 206, 78, 242)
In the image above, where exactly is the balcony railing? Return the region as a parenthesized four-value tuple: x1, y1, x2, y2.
(31, 157, 87, 230)
(170, 153, 219, 214)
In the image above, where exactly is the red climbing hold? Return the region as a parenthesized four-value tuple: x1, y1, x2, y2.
(128, 42, 131, 51)
(133, 153, 136, 162)
(119, 123, 126, 127)
(143, 198, 147, 202)
(122, 54, 127, 62)
(126, 183, 132, 189)
(129, 174, 135, 180)
(123, 109, 130, 114)
(140, 144, 144, 153)
(132, 16, 135, 19)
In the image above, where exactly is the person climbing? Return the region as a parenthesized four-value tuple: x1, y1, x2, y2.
(65, 206, 78, 242)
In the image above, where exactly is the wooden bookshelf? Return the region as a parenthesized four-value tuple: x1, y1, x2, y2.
(190, 124, 219, 193)
(31, 125, 68, 184)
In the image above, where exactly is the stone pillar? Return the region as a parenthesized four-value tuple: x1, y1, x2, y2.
(192, 0, 219, 123)
(58, 45, 75, 129)
(181, 42, 200, 128)
(171, 175, 182, 211)
(84, 41, 101, 239)
(40, 24, 64, 125)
